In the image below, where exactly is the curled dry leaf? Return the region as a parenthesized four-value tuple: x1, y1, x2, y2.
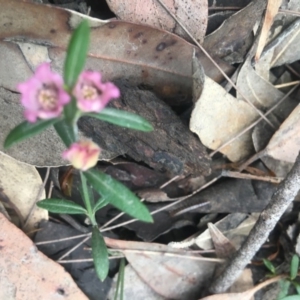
(0, 151, 48, 233)
(105, 237, 217, 299)
(106, 0, 208, 44)
(0, 213, 87, 299)
(190, 76, 258, 162)
(255, 0, 282, 61)
(108, 265, 165, 300)
(266, 104, 300, 163)
(199, 274, 285, 300)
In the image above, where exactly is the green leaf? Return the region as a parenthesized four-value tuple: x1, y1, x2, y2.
(92, 226, 109, 281)
(293, 282, 300, 295)
(37, 199, 87, 214)
(4, 119, 58, 149)
(63, 97, 79, 124)
(114, 258, 125, 300)
(87, 108, 153, 132)
(263, 259, 276, 274)
(291, 255, 299, 280)
(54, 119, 76, 147)
(278, 280, 291, 299)
(93, 197, 109, 213)
(84, 169, 153, 223)
(279, 295, 300, 300)
(64, 20, 90, 88)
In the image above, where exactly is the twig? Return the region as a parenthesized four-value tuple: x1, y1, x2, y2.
(221, 170, 283, 184)
(209, 151, 300, 293)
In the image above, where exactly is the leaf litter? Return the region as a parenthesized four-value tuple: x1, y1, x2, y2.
(2, 0, 300, 299)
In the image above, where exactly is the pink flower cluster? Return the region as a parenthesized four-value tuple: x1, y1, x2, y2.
(17, 63, 120, 171)
(18, 63, 120, 123)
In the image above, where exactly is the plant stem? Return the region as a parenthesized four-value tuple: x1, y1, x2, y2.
(80, 171, 97, 226)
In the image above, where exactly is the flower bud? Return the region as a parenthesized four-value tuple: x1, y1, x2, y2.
(63, 140, 100, 171)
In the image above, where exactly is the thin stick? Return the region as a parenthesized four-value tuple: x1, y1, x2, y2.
(222, 170, 283, 184)
(100, 175, 220, 233)
(237, 149, 267, 172)
(210, 151, 300, 293)
(274, 80, 300, 88)
(23, 167, 50, 230)
(155, 0, 274, 128)
(100, 175, 180, 230)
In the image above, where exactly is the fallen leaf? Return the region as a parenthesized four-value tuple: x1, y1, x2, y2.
(106, 0, 208, 44)
(194, 213, 257, 250)
(255, 0, 282, 61)
(108, 265, 165, 300)
(170, 179, 268, 216)
(252, 116, 293, 177)
(208, 223, 236, 258)
(266, 104, 300, 163)
(105, 238, 217, 299)
(190, 76, 258, 162)
(204, 0, 266, 64)
(0, 213, 87, 299)
(0, 151, 48, 233)
(199, 274, 285, 300)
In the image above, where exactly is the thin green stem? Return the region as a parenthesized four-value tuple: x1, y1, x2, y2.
(114, 258, 125, 300)
(80, 171, 97, 226)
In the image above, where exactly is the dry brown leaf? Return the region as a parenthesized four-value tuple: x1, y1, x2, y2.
(105, 237, 217, 299)
(190, 76, 258, 162)
(106, 0, 208, 44)
(0, 213, 87, 299)
(199, 274, 285, 300)
(255, 0, 282, 61)
(208, 223, 236, 258)
(108, 265, 165, 300)
(266, 104, 300, 163)
(0, 151, 48, 233)
(194, 214, 257, 250)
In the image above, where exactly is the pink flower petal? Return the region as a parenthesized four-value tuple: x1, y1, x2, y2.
(73, 71, 120, 113)
(17, 63, 70, 123)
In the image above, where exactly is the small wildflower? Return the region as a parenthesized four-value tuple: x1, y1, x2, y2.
(17, 63, 70, 123)
(73, 71, 120, 113)
(63, 140, 100, 171)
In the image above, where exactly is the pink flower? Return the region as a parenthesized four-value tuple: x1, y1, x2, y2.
(73, 71, 120, 113)
(17, 63, 70, 123)
(62, 140, 101, 171)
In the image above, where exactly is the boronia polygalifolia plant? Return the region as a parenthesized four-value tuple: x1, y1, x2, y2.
(263, 254, 300, 299)
(4, 20, 154, 281)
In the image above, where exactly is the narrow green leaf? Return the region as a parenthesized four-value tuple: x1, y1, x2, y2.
(279, 295, 300, 300)
(63, 97, 79, 124)
(278, 280, 291, 299)
(54, 119, 76, 147)
(114, 258, 125, 300)
(4, 119, 58, 149)
(87, 108, 153, 132)
(293, 282, 300, 295)
(64, 20, 90, 88)
(291, 255, 299, 280)
(92, 226, 109, 281)
(93, 197, 109, 213)
(84, 169, 153, 223)
(263, 259, 276, 274)
(37, 199, 87, 214)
